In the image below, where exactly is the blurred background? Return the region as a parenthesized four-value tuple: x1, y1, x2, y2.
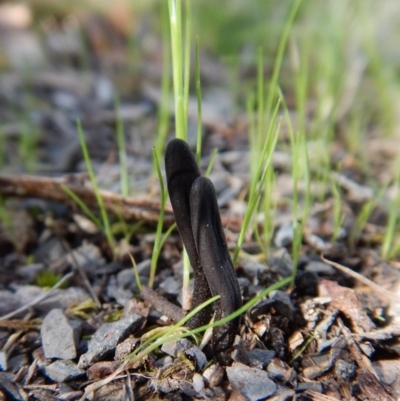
(0, 0, 400, 184)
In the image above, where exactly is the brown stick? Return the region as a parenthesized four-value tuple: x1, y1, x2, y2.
(0, 174, 174, 228)
(0, 173, 242, 231)
(141, 286, 185, 323)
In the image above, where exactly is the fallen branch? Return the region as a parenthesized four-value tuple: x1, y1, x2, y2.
(0, 174, 242, 231)
(0, 174, 173, 227)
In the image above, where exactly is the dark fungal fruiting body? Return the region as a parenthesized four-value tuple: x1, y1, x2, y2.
(165, 139, 213, 329)
(189, 176, 242, 363)
(165, 138, 242, 364)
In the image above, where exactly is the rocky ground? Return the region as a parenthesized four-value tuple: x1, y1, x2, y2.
(0, 3, 399, 401)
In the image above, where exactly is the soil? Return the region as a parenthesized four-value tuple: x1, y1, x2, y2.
(0, 4, 399, 401)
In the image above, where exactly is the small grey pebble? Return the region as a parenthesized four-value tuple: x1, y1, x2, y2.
(43, 360, 85, 382)
(227, 362, 276, 401)
(192, 373, 204, 393)
(248, 349, 276, 369)
(185, 346, 207, 370)
(161, 338, 193, 358)
(41, 309, 81, 360)
(78, 314, 143, 368)
(274, 223, 294, 248)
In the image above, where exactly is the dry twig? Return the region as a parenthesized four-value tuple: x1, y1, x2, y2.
(0, 174, 242, 231)
(141, 286, 185, 323)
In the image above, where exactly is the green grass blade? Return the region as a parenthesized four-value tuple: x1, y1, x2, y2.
(128, 294, 221, 361)
(183, 0, 191, 134)
(195, 37, 203, 164)
(114, 94, 130, 197)
(128, 252, 142, 292)
(60, 184, 102, 228)
(168, 0, 186, 141)
(382, 153, 400, 259)
(233, 100, 281, 265)
(154, 0, 172, 169)
(76, 120, 115, 250)
(149, 148, 167, 288)
(204, 148, 218, 178)
(265, 0, 302, 117)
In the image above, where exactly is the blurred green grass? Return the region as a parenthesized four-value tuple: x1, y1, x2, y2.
(12, 0, 400, 142)
(2, 0, 400, 257)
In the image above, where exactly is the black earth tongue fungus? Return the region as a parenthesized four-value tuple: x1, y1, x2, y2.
(165, 138, 213, 328)
(189, 176, 242, 365)
(165, 138, 242, 365)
